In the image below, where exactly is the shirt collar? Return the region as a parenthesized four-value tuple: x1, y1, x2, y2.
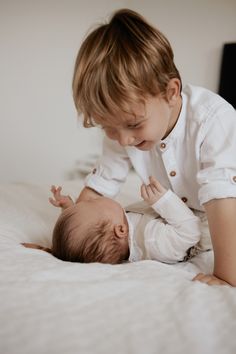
(161, 91, 187, 145)
(125, 212, 143, 262)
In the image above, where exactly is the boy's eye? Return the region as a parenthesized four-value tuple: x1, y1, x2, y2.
(127, 122, 141, 129)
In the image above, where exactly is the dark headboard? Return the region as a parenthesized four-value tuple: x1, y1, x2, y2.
(218, 43, 236, 109)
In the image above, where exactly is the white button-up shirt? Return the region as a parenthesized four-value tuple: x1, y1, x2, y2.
(85, 85, 236, 211)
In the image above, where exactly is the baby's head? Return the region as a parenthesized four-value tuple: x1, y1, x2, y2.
(52, 197, 129, 264)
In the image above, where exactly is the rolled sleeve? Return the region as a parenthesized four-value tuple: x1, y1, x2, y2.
(198, 169, 236, 205)
(85, 172, 121, 197)
(85, 136, 131, 198)
(197, 106, 236, 205)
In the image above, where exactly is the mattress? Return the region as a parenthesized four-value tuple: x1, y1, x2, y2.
(0, 178, 236, 354)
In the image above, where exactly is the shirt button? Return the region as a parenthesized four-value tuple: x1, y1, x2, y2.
(160, 142, 166, 149)
(169, 171, 176, 177)
(181, 197, 188, 203)
(233, 176, 236, 183)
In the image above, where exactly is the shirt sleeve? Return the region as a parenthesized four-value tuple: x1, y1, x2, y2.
(144, 190, 202, 263)
(197, 104, 236, 205)
(85, 136, 132, 197)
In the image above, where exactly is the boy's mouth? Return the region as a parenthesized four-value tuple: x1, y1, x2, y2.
(135, 141, 146, 148)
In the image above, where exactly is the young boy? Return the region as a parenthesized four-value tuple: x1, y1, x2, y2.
(23, 177, 209, 265)
(72, 9, 236, 285)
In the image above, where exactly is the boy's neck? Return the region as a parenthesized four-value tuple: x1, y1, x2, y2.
(164, 95, 182, 139)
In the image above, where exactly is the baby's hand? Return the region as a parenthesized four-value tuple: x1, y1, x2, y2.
(141, 176, 167, 205)
(49, 185, 74, 209)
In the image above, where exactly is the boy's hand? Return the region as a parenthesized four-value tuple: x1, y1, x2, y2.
(141, 176, 167, 205)
(49, 185, 74, 209)
(192, 273, 230, 286)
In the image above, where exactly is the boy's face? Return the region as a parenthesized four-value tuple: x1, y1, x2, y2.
(99, 93, 182, 151)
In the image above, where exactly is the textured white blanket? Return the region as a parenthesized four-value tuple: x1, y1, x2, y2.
(0, 179, 236, 354)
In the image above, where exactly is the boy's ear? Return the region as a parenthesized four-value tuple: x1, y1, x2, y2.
(166, 78, 181, 106)
(114, 224, 128, 238)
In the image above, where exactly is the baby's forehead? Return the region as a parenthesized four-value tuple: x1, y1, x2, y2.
(72, 197, 117, 211)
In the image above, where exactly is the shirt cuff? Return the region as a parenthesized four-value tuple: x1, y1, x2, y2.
(199, 181, 236, 205)
(85, 173, 121, 198)
(151, 189, 195, 221)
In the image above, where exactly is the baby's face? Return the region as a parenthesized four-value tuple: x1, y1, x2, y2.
(74, 196, 127, 228)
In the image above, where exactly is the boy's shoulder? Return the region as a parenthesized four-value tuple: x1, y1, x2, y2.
(183, 84, 229, 109)
(183, 84, 234, 123)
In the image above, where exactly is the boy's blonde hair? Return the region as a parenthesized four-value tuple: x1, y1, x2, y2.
(52, 208, 127, 264)
(72, 8, 181, 127)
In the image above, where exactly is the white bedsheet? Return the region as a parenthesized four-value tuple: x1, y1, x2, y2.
(0, 179, 236, 354)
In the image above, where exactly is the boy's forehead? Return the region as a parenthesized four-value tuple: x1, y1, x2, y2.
(93, 104, 146, 126)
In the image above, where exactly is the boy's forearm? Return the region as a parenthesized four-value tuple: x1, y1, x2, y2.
(204, 198, 236, 286)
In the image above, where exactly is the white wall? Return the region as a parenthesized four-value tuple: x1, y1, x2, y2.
(127, 0, 236, 90)
(0, 0, 235, 184)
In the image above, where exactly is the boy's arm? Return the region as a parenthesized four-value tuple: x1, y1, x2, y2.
(200, 198, 236, 286)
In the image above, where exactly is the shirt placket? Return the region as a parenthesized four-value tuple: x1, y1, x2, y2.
(159, 141, 185, 200)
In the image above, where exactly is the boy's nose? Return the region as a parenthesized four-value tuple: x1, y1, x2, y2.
(118, 131, 135, 146)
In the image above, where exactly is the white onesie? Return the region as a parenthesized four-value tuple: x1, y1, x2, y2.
(125, 190, 211, 263)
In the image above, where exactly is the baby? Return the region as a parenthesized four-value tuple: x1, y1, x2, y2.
(23, 177, 208, 264)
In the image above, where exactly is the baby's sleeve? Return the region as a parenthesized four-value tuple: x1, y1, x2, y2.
(197, 105, 236, 205)
(85, 136, 132, 197)
(144, 190, 202, 263)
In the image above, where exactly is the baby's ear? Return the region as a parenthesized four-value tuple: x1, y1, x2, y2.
(114, 224, 128, 238)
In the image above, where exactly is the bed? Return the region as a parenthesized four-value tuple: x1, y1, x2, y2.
(0, 176, 236, 354)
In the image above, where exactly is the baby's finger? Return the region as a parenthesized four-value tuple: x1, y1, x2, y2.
(49, 197, 59, 207)
(148, 183, 156, 195)
(54, 186, 62, 199)
(51, 185, 57, 193)
(149, 176, 166, 193)
(141, 184, 148, 200)
(145, 185, 155, 198)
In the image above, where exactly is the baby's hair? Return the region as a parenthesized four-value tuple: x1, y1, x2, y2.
(52, 207, 127, 264)
(72, 8, 181, 127)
